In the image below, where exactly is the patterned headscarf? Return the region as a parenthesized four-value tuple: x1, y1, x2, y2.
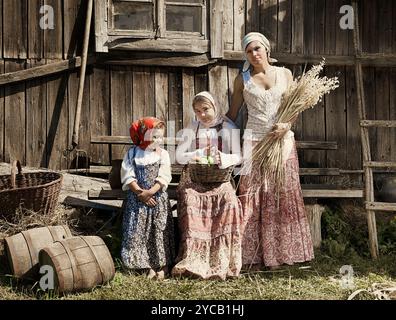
(129, 117, 164, 150)
(242, 32, 277, 72)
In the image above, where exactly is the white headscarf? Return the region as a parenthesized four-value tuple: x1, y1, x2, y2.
(242, 32, 277, 72)
(193, 91, 223, 128)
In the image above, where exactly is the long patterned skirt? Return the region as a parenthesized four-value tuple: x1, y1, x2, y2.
(239, 142, 314, 267)
(171, 168, 243, 280)
(121, 162, 175, 270)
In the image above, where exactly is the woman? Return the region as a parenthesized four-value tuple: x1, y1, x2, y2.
(171, 91, 243, 280)
(226, 32, 314, 270)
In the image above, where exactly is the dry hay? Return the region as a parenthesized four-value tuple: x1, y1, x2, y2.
(348, 282, 396, 300)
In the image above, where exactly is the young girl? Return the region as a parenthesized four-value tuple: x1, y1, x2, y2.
(171, 91, 243, 280)
(120, 117, 175, 280)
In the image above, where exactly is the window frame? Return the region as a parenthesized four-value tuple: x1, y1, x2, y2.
(107, 0, 207, 40)
(94, 0, 219, 55)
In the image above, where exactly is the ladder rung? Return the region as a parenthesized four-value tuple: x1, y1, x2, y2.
(360, 120, 396, 128)
(364, 161, 396, 168)
(366, 202, 396, 212)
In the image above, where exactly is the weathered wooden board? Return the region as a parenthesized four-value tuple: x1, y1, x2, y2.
(233, 0, 245, 51)
(4, 60, 26, 164)
(345, 66, 362, 185)
(375, 69, 390, 162)
(154, 68, 169, 122)
(390, 68, 396, 161)
(26, 59, 47, 168)
(167, 69, 183, 164)
(132, 67, 155, 120)
(222, 0, 233, 51)
(44, 0, 63, 59)
(64, 0, 83, 59)
(194, 67, 208, 94)
(245, 0, 259, 34)
(208, 63, 229, 115)
(110, 66, 132, 160)
(28, 0, 44, 59)
(0, 61, 4, 162)
(68, 68, 91, 168)
(90, 66, 110, 165)
(3, 0, 27, 59)
(46, 71, 69, 170)
(277, 0, 292, 53)
(325, 66, 347, 185)
(291, 0, 304, 54)
(182, 68, 195, 128)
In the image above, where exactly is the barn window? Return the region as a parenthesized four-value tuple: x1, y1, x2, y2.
(108, 0, 206, 38)
(94, 0, 217, 55)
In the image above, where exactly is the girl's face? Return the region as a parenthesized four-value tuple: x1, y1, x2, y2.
(193, 101, 216, 125)
(245, 41, 268, 67)
(145, 127, 165, 150)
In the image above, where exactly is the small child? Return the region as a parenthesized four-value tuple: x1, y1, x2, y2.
(171, 92, 243, 280)
(120, 117, 175, 280)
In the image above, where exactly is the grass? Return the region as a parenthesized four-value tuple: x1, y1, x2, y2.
(1, 252, 395, 300)
(1, 200, 395, 300)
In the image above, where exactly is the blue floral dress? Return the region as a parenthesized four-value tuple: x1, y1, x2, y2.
(121, 147, 175, 270)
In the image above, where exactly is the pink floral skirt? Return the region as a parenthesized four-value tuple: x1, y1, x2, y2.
(238, 142, 314, 267)
(172, 167, 243, 280)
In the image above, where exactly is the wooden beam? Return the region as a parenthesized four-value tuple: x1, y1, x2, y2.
(295, 141, 338, 150)
(0, 56, 96, 86)
(91, 136, 338, 151)
(109, 38, 209, 54)
(366, 202, 396, 212)
(88, 184, 178, 201)
(223, 51, 396, 67)
(89, 186, 363, 201)
(299, 168, 340, 176)
(102, 54, 217, 68)
(364, 161, 396, 168)
(63, 196, 121, 211)
(301, 188, 363, 198)
(360, 120, 396, 128)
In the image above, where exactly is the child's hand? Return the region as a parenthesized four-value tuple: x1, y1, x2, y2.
(138, 189, 154, 203)
(144, 197, 157, 208)
(215, 150, 221, 165)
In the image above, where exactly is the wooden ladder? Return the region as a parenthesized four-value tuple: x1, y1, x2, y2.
(352, 1, 396, 259)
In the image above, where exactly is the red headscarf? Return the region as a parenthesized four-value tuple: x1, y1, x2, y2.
(129, 117, 164, 150)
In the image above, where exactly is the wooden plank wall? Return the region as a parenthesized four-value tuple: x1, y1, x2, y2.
(0, 0, 394, 179)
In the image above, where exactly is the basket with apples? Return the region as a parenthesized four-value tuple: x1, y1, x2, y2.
(188, 154, 234, 184)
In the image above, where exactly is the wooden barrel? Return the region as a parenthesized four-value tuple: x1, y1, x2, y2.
(39, 236, 115, 293)
(4, 225, 72, 279)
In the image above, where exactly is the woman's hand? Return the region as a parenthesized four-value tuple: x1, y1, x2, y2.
(268, 122, 291, 140)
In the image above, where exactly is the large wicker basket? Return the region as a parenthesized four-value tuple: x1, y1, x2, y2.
(188, 163, 234, 184)
(0, 160, 63, 220)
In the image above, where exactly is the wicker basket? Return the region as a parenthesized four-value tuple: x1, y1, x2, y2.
(0, 160, 63, 220)
(188, 163, 234, 184)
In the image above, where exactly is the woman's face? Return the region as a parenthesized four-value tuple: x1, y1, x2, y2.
(193, 101, 216, 125)
(245, 41, 268, 67)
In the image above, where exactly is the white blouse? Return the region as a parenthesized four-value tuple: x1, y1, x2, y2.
(120, 147, 172, 192)
(176, 119, 242, 169)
